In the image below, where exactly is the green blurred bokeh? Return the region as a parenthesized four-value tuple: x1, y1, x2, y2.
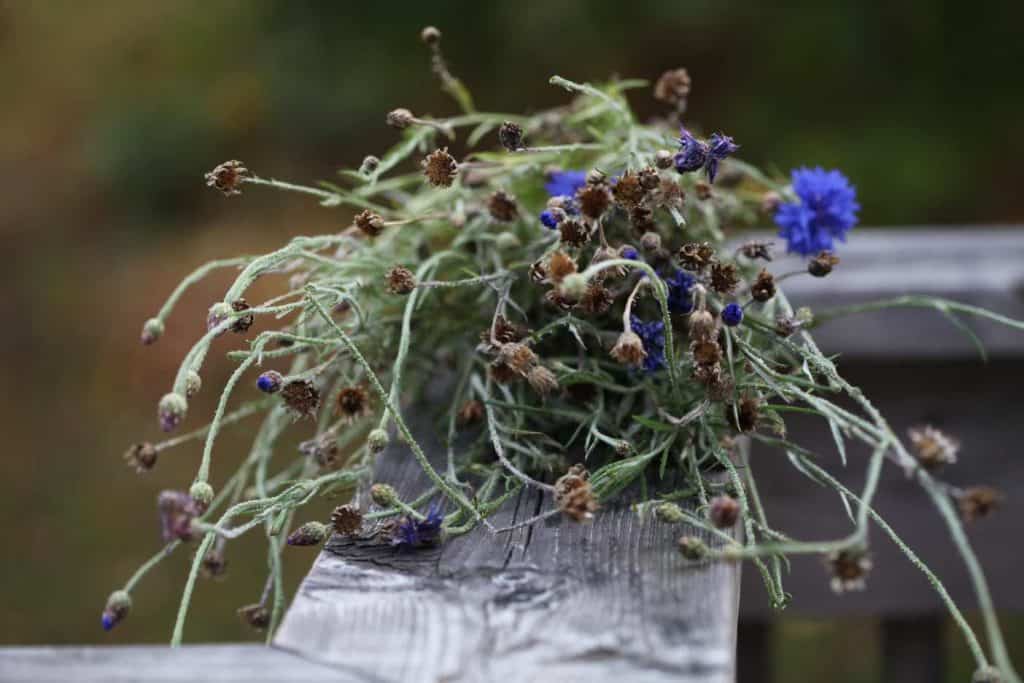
(2, 1, 1022, 679)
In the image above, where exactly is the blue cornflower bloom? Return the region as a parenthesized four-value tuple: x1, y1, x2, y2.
(621, 246, 639, 260)
(392, 501, 444, 548)
(630, 316, 667, 373)
(544, 170, 587, 198)
(705, 133, 739, 184)
(721, 303, 744, 327)
(674, 129, 708, 174)
(539, 210, 560, 229)
(664, 269, 696, 314)
(774, 167, 860, 256)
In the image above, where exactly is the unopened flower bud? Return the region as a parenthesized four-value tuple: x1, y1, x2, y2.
(101, 590, 132, 631)
(495, 232, 521, 250)
(189, 481, 214, 511)
(237, 604, 270, 631)
(140, 318, 164, 345)
(206, 301, 232, 333)
(689, 309, 716, 341)
(559, 273, 589, 301)
(158, 392, 188, 432)
(256, 370, 284, 394)
(420, 26, 441, 46)
(184, 371, 202, 398)
(655, 150, 674, 169)
(386, 108, 415, 129)
(359, 155, 380, 175)
(370, 483, 399, 507)
(677, 536, 708, 560)
(286, 521, 329, 547)
(654, 502, 684, 524)
(367, 428, 390, 453)
(640, 232, 662, 252)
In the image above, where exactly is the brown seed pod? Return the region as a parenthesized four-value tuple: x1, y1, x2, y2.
(421, 148, 458, 187)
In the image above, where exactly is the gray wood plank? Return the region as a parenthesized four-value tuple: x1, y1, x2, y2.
(274, 415, 741, 683)
(0, 644, 349, 682)
(736, 227, 1024, 358)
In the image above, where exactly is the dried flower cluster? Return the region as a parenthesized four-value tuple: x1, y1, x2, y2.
(104, 30, 1023, 681)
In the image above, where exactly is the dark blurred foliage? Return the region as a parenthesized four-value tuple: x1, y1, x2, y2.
(2, 1, 1022, 676)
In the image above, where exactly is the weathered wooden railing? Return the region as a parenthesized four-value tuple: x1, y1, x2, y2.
(2, 228, 1021, 682)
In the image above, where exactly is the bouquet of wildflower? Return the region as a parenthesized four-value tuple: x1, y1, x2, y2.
(105, 26, 1022, 681)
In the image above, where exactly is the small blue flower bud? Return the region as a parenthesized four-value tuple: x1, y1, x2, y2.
(621, 246, 639, 260)
(101, 590, 132, 631)
(721, 303, 744, 327)
(256, 370, 284, 394)
(157, 393, 188, 433)
(140, 318, 164, 346)
(539, 210, 559, 229)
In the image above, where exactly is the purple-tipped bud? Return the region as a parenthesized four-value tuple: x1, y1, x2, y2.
(256, 370, 284, 394)
(620, 246, 639, 260)
(101, 590, 132, 631)
(206, 302, 232, 335)
(539, 210, 559, 229)
(140, 318, 164, 346)
(157, 393, 188, 433)
(705, 133, 739, 184)
(286, 521, 329, 547)
(709, 495, 740, 528)
(674, 129, 708, 174)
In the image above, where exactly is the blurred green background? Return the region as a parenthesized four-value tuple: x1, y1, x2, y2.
(3, 1, 1022, 680)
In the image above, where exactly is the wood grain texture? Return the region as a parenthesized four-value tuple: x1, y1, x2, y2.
(274, 415, 741, 683)
(0, 645, 348, 682)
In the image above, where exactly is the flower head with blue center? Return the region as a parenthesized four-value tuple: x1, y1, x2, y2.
(664, 269, 696, 314)
(774, 167, 860, 256)
(544, 170, 587, 198)
(392, 501, 444, 548)
(630, 315, 666, 373)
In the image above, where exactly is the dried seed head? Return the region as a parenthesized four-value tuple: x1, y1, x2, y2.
(336, 386, 370, 420)
(827, 549, 872, 593)
(691, 339, 723, 366)
(457, 399, 484, 424)
(957, 486, 1003, 522)
(576, 182, 613, 220)
(727, 395, 762, 432)
(487, 190, 519, 222)
(527, 365, 559, 396)
(612, 171, 647, 209)
(654, 502, 684, 524)
(140, 318, 164, 346)
(124, 442, 158, 473)
(740, 240, 774, 261)
(689, 309, 717, 342)
(158, 392, 188, 433)
(421, 148, 458, 187)
(237, 604, 270, 631)
(638, 166, 660, 191)
(355, 209, 385, 237)
(751, 269, 776, 302)
(227, 299, 254, 334)
(488, 314, 529, 345)
(653, 68, 692, 106)
(101, 590, 132, 631)
(677, 535, 708, 560)
(299, 430, 340, 470)
(529, 259, 548, 285)
(808, 251, 840, 277)
(331, 504, 364, 535)
(576, 283, 614, 316)
(630, 206, 656, 235)
(640, 231, 662, 252)
(554, 465, 598, 521)
(204, 160, 250, 196)
(709, 261, 740, 295)
(385, 265, 417, 294)
(386, 108, 415, 129)
(498, 342, 538, 375)
(908, 425, 959, 470)
(498, 121, 524, 151)
(655, 149, 674, 169)
(280, 379, 320, 419)
(558, 217, 590, 248)
(547, 250, 578, 284)
(200, 549, 228, 580)
(490, 360, 518, 384)
(420, 25, 442, 46)
(708, 495, 740, 528)
(544, 288, 576, 312)
(678, 242, 716, 271)
(610, 330, 647, 366)
(695, 181, 713, 200)
(158, 490, 199, 543)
